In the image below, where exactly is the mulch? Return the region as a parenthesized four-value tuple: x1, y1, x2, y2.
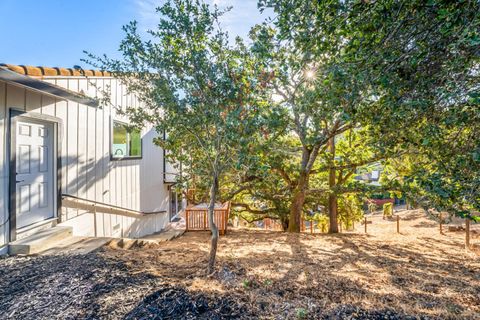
(0, 251, 253, 320)
(0, 250, 437, 320)
(0, 250, 433, 320)
(124, 286, 252, 320)
(0, 251, 157, 319)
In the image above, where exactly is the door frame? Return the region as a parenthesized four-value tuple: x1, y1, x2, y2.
(8, 109, 63, 241)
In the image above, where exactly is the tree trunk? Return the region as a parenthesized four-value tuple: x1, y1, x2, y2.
(281, 217, 289, 231)
(328, 137, 339, 233)
(328, 192, 338, 233)
(207, 174, 219, 275)
(288, 172, 308, 233)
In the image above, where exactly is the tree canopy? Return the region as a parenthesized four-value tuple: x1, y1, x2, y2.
(86, 0, 480, 273)
(255, 0, 480, 221)
(86, 0, 275, 272)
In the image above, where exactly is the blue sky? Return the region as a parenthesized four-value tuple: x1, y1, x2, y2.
(0, 0, 269, 68)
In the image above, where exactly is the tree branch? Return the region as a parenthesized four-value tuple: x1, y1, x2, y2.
(232, 202, 278, 215)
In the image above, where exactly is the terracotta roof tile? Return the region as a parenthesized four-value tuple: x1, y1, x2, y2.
(23, 65, 43, 76)
(39, 66, 57, 76)
(0, 63, 111, 77)
(2, 64, 26, 75)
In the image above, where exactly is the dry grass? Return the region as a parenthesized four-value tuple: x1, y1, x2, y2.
(101, 209, 480, 319)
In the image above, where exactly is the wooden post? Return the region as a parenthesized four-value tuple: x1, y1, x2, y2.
(352, 220, 355, 231)
(204, 211, 207, 230)
(439, 212, 443, 234)
(93, 205, 97, 237)
(223, 210, 227, 235)
(220, 210, 223, 235)
(310, 221, 313, 234)
(396, 215, 400, 234)
(466, 218, 470, 250)
(224, 210, 228, 235)
(364, 216, 367, 233)
(339, 220, 342, 233)
(186, 210, 189, 231)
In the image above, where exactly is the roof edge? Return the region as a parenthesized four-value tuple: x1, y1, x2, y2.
(0, 67, 99, 107)
(0, 63, 111, 78)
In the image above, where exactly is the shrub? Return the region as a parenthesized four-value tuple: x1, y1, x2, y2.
(312, 213, 329, 233)
(338, 195, 364, 230)
(383, 202, 393, 218)
(368, 202, 378, 213)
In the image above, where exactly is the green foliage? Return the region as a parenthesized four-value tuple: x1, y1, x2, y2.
(368, 202, 378, 214)
(296, 308, 307, 319)
(383, 203, 393, 218)
(260, 0, 480, 221)
(228, 135, 317, 230)
(242, 279, 251, 289)
(312, 213, 329, 233)
(84, 0, 280, 273)
(88, 0, 480, 227)
(85, 0, 274, 198)
(338, 194, 364, 230)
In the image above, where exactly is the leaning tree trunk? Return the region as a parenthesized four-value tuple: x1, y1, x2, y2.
(287, 172, 308, 233)
(328, 137, 339, 233)
(207, 174, 219, 275)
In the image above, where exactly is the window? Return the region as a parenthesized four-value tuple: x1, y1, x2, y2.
(111, 120, 142, 159)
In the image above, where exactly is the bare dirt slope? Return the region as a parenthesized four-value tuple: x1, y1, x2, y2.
(0, 209, 479, 319)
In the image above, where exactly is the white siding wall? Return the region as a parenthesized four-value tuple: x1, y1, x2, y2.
(0, 83, 28, 249)
(0, 77, 170, 246)
(0, 82, 7, 250)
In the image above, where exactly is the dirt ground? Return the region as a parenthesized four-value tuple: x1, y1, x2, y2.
(1, 209, 479, 319)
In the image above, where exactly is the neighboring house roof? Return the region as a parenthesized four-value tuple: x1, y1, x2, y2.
(354, 170, 382, 187)
(0, 63, 111, 78)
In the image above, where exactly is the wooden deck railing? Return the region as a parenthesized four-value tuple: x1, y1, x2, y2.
(185, 202, 231, 235)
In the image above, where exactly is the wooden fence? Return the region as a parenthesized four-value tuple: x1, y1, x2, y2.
(185, 202, 231, 235)
(263, 218, 323, 233)
(263, 218, 283, 231)
(301, 219, 331, 233)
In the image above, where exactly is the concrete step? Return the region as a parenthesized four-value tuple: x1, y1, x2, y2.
(40, 236, 112, 256)
(139, 228, 185, 242)
(107, 228, 186, 250)
(9, 226, 73, 255)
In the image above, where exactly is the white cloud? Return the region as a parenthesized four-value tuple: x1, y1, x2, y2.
(131, 0, 161, 32)
(206, 0, 269, 39)
(132, 0, 271, 40)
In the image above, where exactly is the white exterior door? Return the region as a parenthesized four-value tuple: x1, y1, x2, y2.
(15, 120, 55, 228)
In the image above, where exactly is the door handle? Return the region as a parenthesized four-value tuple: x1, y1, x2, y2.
(16, 180, 24, 183)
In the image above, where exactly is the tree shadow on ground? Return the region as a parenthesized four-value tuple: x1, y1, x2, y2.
(1, 225, 478, 320)
(201, 229, 479, 319)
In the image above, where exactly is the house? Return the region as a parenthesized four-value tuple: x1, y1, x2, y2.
(0, 64, 180, 254)
(354, 168, 382, 186)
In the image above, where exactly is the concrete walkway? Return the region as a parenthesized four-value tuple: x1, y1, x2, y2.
(139, 212, 186, 242)
(40, 236, 112, 255)
(42, 216, 186, 254)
